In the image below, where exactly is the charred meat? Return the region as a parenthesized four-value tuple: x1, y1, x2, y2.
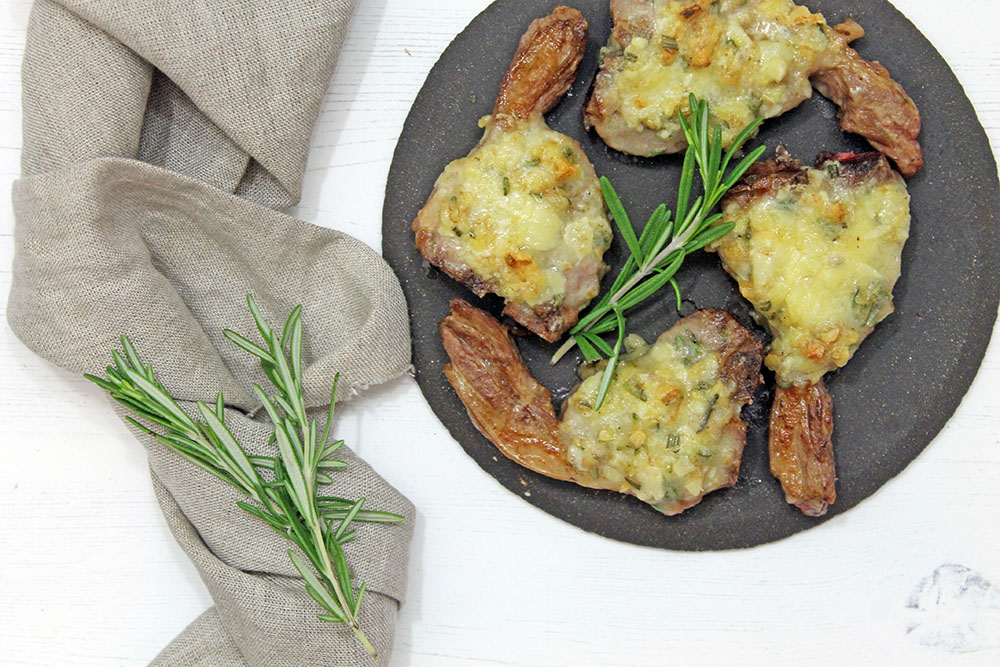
(440, 299, 763, 515)
(414, 7, 611, 342)
(770, 381, 835, 517)
(584, 0, 922, 176)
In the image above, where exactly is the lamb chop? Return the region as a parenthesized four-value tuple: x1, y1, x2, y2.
(440, 299, 763, 515)
(584, 0, 923, 176)
(414, 7, 612, 343)
(709, 147, 912, 515)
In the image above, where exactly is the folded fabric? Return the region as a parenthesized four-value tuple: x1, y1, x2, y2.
(9, 1, 414, 664)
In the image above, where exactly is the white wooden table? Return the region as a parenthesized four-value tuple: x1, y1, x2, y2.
(2, 1, 999, 664)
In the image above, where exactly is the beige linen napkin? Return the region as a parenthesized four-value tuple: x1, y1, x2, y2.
(8, 1, 414, 664)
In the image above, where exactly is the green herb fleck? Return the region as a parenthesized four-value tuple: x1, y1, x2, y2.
(674, 332, 704, 366)
(698, 394, 720, 432)
(819, 218, 847, 240)
(628, 380, 648, 402)
(666, 433, 681, 451)
(852, 282, 891, 327)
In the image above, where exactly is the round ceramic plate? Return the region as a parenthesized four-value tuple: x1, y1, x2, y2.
(382, 0, 1000, 550)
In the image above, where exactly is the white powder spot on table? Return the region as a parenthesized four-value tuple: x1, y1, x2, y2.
(905, 564, 1000, 653)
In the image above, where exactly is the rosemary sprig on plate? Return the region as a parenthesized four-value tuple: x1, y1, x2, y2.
(85, 296, 403, 659)
(551, 95, 766, 410)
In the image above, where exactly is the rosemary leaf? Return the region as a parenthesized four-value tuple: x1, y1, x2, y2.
(576, 334, 601, 362)
(686, 221, 736, 253)
(290, 549, 342, 616)
(594, 309, 627, 410)
(584, 332, 615, 358)
(221, 329, 273, 363)
(601, 177, 643, 264)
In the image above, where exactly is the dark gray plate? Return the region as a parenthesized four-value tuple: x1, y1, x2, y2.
(382, 0, 1000, 550)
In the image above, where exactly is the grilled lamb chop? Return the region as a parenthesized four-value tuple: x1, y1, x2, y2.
(709, 147, 911, 515)
(584, 0, 922, 176)
(440, 299, 763, 515)
(414, 7, 611, 342)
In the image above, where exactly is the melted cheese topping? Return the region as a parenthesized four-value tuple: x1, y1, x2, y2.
(611, 0, 830, 150)
(712, 163, 910, 385)
(561, 333, 741, 509)
(436, 119, 611, 307)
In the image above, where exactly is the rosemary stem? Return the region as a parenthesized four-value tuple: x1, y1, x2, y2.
(311, 519, 377, 657)
(608, 236, 685, 307)
(352, 624, 378, 659)
(298, 408, 377, 659)
(550, 337, 577, 365)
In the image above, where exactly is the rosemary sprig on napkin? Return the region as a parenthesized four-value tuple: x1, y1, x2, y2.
(85, 296, 402, 658)
(552, 95, 767, 409)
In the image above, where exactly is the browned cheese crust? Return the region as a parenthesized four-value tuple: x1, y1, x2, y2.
(583, 0, 672, 156)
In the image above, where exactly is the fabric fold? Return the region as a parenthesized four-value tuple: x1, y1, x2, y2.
(10, 0, 415, 665)
(56, 0, 356, 203)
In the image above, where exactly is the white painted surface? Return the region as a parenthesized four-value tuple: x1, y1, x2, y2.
(1, 0, 999, 664)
